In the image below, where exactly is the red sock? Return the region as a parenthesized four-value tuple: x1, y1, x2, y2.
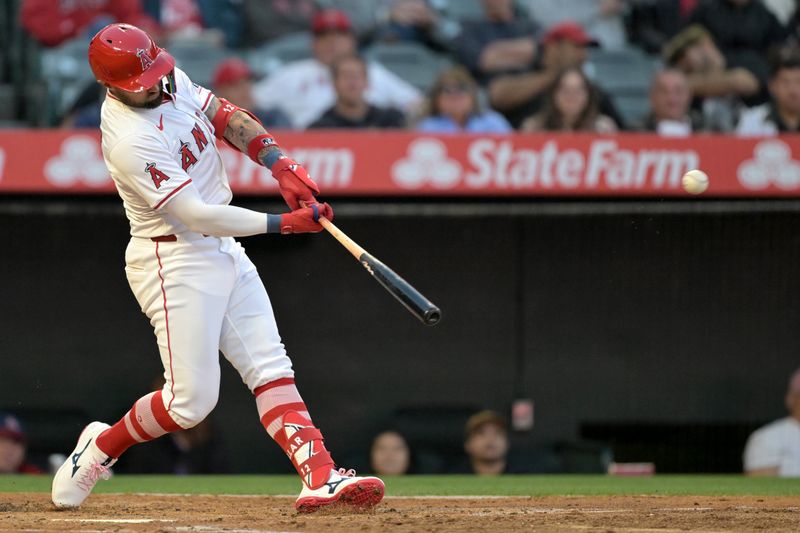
(95, 390, 182, 458)
(254, 378, 333, 488)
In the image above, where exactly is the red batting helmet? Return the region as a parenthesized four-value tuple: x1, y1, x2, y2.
(88, 23, 175, 92)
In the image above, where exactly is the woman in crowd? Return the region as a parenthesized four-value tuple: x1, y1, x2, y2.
(416, 66, 512, 133)
(521, 67, 617, 133)
(370, 430, 412, 476)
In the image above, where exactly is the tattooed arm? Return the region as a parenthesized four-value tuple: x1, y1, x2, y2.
(204, 96, 284, 167)
(204, 95, 320, 209)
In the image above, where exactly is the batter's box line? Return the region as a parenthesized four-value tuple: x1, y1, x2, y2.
(131, 492, 532, 499)
(51, 518, 176, 523)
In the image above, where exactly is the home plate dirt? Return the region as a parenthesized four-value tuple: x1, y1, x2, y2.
(1, 493, 799, 532)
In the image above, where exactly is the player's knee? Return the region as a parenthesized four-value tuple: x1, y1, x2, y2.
(171, 387, 219, 428)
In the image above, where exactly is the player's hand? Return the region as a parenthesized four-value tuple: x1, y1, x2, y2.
(270, 157, 320, 210)
(279, 202, 334, 234)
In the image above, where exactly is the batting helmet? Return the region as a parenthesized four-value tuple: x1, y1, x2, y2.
(88, 23, 175, 92)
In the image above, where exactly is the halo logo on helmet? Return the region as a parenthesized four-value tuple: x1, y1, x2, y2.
(137, 49, 154, 70)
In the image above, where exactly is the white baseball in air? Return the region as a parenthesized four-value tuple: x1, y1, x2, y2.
(681, 169, 709, 195)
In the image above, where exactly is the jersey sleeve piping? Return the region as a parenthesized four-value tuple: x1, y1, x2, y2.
(201, 92, 213, 111)
(153, 178, 193, 210)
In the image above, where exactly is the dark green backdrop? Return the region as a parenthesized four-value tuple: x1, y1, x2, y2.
(2, 200, 798, 473)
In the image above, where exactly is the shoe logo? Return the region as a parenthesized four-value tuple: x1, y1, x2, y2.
(156, 114, 164, 131)
(325, 478, 344, 495)
(71, 439, 93, 478)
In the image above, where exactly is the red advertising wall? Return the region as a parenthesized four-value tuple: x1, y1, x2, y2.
(1, 130, 799, 196)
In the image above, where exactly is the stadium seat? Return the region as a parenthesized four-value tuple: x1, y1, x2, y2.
(611, 94, 652, 128)
(586, 47, 659, 127)
(167, 40, 232, 89)
(247, 32, 313, 78)
(439, 0, 484, 21)
(0, 84, 15, 120)
(364, 42, 452, 92)
(39, 38, 96, 122)
(586, 47, 660, 93)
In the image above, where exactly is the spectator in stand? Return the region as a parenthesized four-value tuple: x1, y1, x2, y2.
(61, 82, 105, 129)
(520, 67, 617, 133)
(321, 0, 458, 47)
(453, 0, 540, 84)
(642, 69, 708, 135)
(743, 368, 800, 476)
(320, 0, 384, 42)
(141, 0, 243, 47)
(455, 410, 528, 475)
(691, 0, 788, 100)
(310, 55, 406, 128)
(664, 24, 760, 131)
(21, 0, 159, 47)
(628, 0, 699, 55)
(371, 0, 453, 52)
(737, 48, 800, 135)
(212, 59, 291, 129)
(523, 0, 629, 50)
(241, 0, 317, 47)
(0, 413, 42, 474)
(253, 9, 421, 129)
(489, 21, 625, 129)
(370, 430, 412, 476)
(416, 66, 512, 133)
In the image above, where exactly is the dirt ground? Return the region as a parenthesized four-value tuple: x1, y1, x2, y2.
(1, 493, 798, 532)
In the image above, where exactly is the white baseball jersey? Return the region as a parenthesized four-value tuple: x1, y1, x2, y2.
(743, 417, 800, 476)
(101, 67, 231, 237)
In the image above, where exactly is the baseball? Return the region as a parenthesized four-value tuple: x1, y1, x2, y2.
(681, 169, 709, 195)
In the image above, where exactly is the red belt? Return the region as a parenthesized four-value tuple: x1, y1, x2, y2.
(150, 235, 177, 242)
(150, 234, 208, 242)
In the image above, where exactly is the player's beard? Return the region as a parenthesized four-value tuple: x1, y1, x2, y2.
(111, 88, 164, 109)
(138, 92, 164, 109)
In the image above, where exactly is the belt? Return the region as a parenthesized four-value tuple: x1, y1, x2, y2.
(150, 235, 177, 242)
(149, 233, 209, 242)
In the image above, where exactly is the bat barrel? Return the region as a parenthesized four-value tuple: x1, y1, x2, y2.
(359, 253, 441, 326)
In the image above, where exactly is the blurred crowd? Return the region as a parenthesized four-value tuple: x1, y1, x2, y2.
(3, 0, 800, 135)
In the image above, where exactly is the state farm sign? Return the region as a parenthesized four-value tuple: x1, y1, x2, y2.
(392, 138, 699, 191)
(1, 130, 799, 196)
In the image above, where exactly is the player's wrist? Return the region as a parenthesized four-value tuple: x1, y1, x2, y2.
(247, 134, 280, 165)
(266, 214, 282, 234)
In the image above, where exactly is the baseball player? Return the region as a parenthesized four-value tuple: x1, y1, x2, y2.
(50, 23, 384, 513)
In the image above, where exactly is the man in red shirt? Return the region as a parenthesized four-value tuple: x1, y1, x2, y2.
(0, 413, 42, 474)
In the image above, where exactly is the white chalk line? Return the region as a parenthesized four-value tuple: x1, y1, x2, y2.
(131, 492, 525, 499)
(175, 526, 298, 533)
(51, 518, 176, 524)
(558, 524, 716, 533)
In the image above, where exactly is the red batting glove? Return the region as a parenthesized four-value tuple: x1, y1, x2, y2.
(279, 202, 334, 234)
(271, 156, 320, 210)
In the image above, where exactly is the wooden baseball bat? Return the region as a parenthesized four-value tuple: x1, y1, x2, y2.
(318, 216, 441, 326)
